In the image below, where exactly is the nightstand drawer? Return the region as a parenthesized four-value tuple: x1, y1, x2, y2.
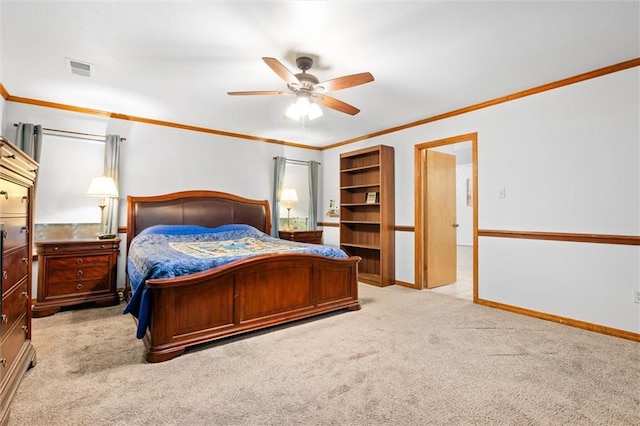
(47, 265, 108, 283)
(279, 230, 323, 244)
(47, 278, 110, 298)
(48, 254, 110, 269)
(39, 241, 119, 255)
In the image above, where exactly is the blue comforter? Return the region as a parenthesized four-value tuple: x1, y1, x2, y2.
(123, 224, 347, 338)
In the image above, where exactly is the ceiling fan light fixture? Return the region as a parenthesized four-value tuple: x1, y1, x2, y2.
(285, 94, 323, 121)
(285, 101, 302, 120)
(307, 102, 323, 120)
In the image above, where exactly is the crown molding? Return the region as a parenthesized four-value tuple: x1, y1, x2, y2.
(0, 82, 9, 100)
(2, 57, 638, 151)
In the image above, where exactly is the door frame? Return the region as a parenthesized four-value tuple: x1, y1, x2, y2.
(414, 132, 478, 300)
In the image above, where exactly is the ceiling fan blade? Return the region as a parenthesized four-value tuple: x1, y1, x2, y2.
(316, 72, 374, 92)
(227, 90, 285, 96)
(262, 57, 300, 87)
(315, 95, 361, 116)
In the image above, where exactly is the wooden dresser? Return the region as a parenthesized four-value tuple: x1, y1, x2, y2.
(278, 230, 323, 245)
(0, 137, 38, 426)
(32, 238, 120, 318)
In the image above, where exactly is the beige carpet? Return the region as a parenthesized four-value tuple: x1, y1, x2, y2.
(9, 284, 640, 425)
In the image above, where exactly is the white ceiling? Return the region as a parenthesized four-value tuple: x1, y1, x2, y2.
(1, 1, 638, 148)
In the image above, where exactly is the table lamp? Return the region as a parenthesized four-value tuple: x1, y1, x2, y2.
(86, 176, 119, 238)
(280, 188, 298, 230)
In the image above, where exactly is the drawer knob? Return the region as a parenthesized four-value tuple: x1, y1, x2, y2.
(76, 283, 83, 290)
(76, 258, 84, 265)
(0, 190, 7, 200)
(22, 325, 28, 334)
(21, 226, 28, 233)
(53, 246, 59, 251)
(0, 358, 6, 368)
(2, 271, 6, 280)
(76, 270, 84, 277)
(22, 257, 28, 264)
(1, 314, 7, 323)
(22, 291, 28, 299)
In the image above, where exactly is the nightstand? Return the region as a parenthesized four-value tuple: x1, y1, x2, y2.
(278, 230, 323, 245)
(32, 238, 120, 317)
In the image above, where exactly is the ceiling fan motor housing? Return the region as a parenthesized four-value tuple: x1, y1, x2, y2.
(291, 57, 319, 90)
(295, 56, 313, 71)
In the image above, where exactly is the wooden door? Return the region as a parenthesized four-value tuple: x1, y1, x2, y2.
(424, 150, 457, 288)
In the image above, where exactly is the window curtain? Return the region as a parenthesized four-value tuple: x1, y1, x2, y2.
(14, 122, 43, 162)
(103, 135, 121, 236)
(271, 156, 286, 237)
(307, 160, 319, 230)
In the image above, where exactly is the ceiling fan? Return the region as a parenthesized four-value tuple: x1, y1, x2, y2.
(227, 56, 374, 118)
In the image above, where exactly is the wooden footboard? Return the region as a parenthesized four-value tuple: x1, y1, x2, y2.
(141, 253, 360, 363)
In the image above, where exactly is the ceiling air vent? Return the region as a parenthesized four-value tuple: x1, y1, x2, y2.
(65, 57, 92, 77)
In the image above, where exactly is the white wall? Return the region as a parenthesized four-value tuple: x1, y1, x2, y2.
(322, 67, 640, 334)
(456, 164, 473, 246)
(0, 97, 4, 130)
(2, 102, 322, 293)
(3, 66, 638, 336)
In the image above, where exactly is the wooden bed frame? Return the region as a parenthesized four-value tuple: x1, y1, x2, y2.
(126, 190, 361, 363)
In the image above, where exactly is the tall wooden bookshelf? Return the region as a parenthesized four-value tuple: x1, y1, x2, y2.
(339, 145, 395, 287)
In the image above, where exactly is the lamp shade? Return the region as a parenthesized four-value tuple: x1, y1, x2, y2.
(86, 176, 119, 198)
(280, 188, 298, 209)
(280, 188, 298, 203)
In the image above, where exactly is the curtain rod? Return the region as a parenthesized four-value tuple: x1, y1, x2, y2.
(13, 123, 126, 142)
(273, 157, 320, 165)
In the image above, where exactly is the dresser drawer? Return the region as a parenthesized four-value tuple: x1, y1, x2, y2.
(1, 246, 29, 293)
(1, 217, 29, 251)
(0, 313, 28, 383)
(0, 180, 29, 216)
(47, 278, 110, 298)
(0, 279, 28, 338)
(0, 142, 37, 181)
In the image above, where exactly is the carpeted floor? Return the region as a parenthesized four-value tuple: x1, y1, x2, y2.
(9, 284, 640, 425)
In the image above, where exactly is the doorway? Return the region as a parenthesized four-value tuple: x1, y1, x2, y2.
(414, 133, 478, 301)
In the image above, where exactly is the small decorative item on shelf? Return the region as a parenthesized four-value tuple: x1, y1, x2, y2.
(326, 199, 340, 217)
(365, 192, 379, 204)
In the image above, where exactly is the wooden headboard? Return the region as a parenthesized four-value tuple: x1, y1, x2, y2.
(126, 190, 271, 249)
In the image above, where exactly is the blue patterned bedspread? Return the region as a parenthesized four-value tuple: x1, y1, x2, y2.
(123, 224, 347, 338)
